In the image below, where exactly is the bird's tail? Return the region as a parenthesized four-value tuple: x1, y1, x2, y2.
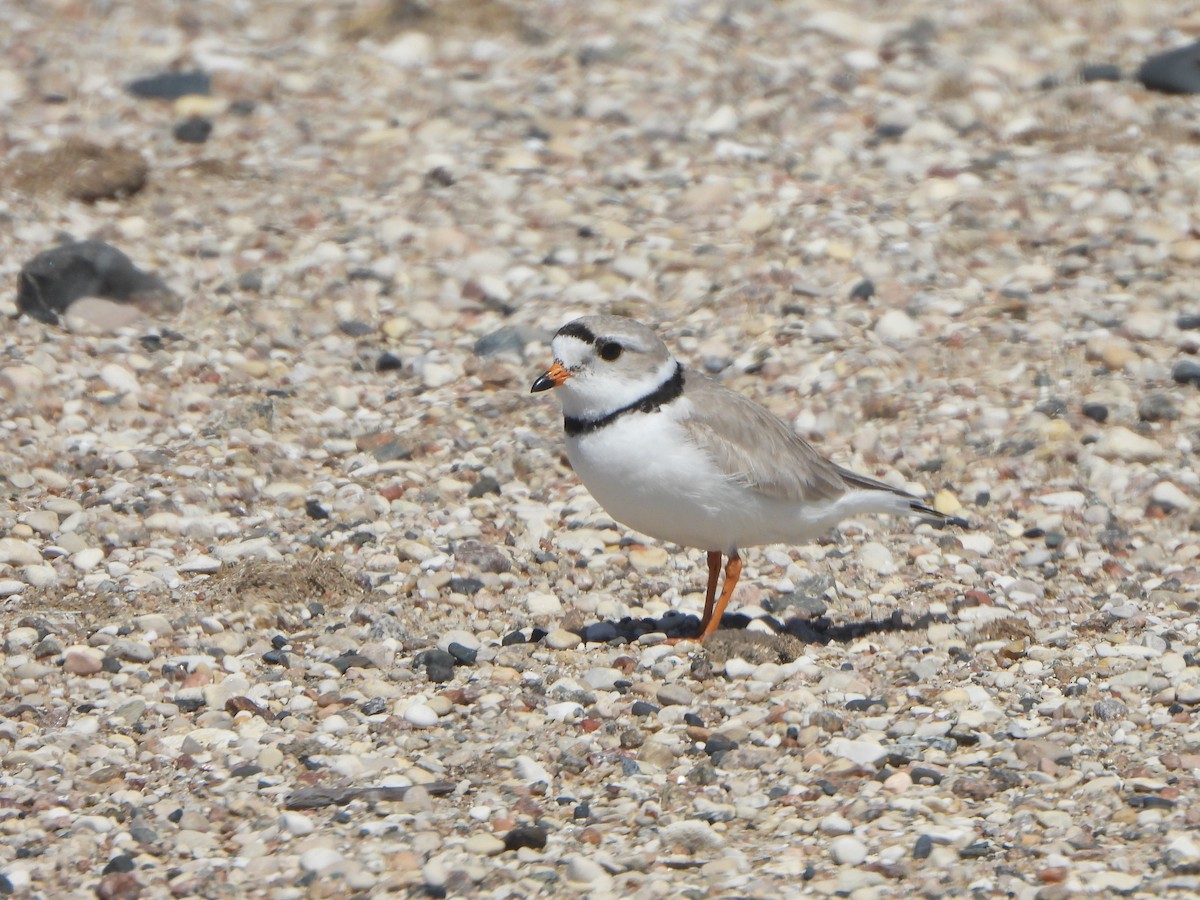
(908, 498, 968, 529)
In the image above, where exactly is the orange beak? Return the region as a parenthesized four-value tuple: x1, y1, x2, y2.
(531, 360, 571, 393)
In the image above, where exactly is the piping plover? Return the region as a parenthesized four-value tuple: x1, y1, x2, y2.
(531, 315, 951, 642)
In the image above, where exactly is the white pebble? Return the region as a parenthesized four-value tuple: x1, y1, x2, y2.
(525, 592, 562, 616)
(404, 703, 439, 728)
(299, 847, 343, 873)
(545, 701, 584, 722)
(819, 812, 853, 835)
(544, 628, 581, 650)
(1093, 426, 1164, 462)
(1151, 481, 1192, 511)
(700, 104, 739, 135)
(99, 363, 140, 394)
(829, 835, 868, 865)
(320, 714, 350, 734)
(826, 737, 888, 768)
(857, 542, 896, 574)
(70, 547, 105, 572)
(179, 555, 222, 573)
(583, 667, 623, 691)
(874, 309, 920, 343)
(514, 755, 552, 786)
(0, 538, 41, 566)
(280, 812, 315, 836)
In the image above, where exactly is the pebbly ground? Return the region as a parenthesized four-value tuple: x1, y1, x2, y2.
(2, 0, 1200, 897)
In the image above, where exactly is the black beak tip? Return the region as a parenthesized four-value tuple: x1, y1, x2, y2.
(531, 373, 554, 393)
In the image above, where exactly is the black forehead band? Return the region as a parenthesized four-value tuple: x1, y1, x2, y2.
(556, 321, 597, 344)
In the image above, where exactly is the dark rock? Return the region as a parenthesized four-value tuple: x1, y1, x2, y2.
(1177, 314, 1200, 330)
(703, 734, 738, 759)
(1093, 698, 1127, 720)
(849, 279, 875, 300)
(229, 764, 263, 778)
(581, 621, 619, 643)
(687, 762, 718, 784)
(1128, 794, 1175, 810)
(376, 352, 403, 372)
(1034, 397, 1068, 418)
(174, 696, 205, 712)
(873, 122, 908, 139)
(846, 697, 885, 712)
(360, 697, 388, 716)
(129, 825, 157, 844)
(330, 652, 373, 674)
(630, 700, 658, 717)
(338, 320, 374, 337)
(619, 728, 644, 748)
(1081, 402, 1109, 423)
(356, 432, 413, 462)
(1172, 359, 1200, 387)
(237, 269, 264, 293)
(772, 574, 833, 619)
(424, 166, 455, 187)
(452, 540, 511, 574)
(305, 500, 330, 520)
(101, 655, 122, 674)
(910, 766, 943, 785)
(449, 577, 484, 596)
(284, 782, 454, 811)
(913, 834, 933, 859)
(447, 642, 477, 665)
(573, 801, 590, 819)
(127, 70, 211, 100)
(174, 117, 213, 144)
(1138, 392, 1180, 422)
(418, 649, 456, 683)
(103, 855, 136, 875)
(467, 475, 501, 498)
(261, 650, 288, 666)
(502, 630, 527, 646)
(959, 841, 993, 859)
(503, 825, 548, 851)
(1080, 63, 1122, 82)
(32, 637, 61, 658)
(1137, 42, 1200, 94)
(17, 240, 177, 324)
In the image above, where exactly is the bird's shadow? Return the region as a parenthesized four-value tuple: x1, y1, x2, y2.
(570, 608, 948, 646)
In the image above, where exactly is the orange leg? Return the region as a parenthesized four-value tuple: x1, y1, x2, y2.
(697, 553, 742, 642)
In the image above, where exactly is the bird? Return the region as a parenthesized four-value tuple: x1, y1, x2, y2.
(530, 314, 953, 643)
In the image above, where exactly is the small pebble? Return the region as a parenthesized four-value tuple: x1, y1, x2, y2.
(544, 629, 581, 650)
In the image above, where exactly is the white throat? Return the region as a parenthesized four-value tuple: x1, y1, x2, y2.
(557, 355, 680, 421)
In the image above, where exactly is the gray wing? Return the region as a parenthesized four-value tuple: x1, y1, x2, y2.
(679, 371, 925, 506)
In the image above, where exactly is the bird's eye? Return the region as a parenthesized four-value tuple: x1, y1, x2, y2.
(598, 341, 623, 361)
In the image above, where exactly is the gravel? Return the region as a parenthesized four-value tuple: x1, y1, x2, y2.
(2, 0, 1200, 897)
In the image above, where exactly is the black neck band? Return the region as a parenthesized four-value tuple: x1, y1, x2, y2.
(564, 363, 685, 437)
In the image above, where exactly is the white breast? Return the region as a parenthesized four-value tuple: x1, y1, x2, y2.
(566, 401, 854, 553)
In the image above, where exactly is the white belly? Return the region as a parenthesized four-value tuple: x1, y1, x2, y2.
(565, 411, 851, 553)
